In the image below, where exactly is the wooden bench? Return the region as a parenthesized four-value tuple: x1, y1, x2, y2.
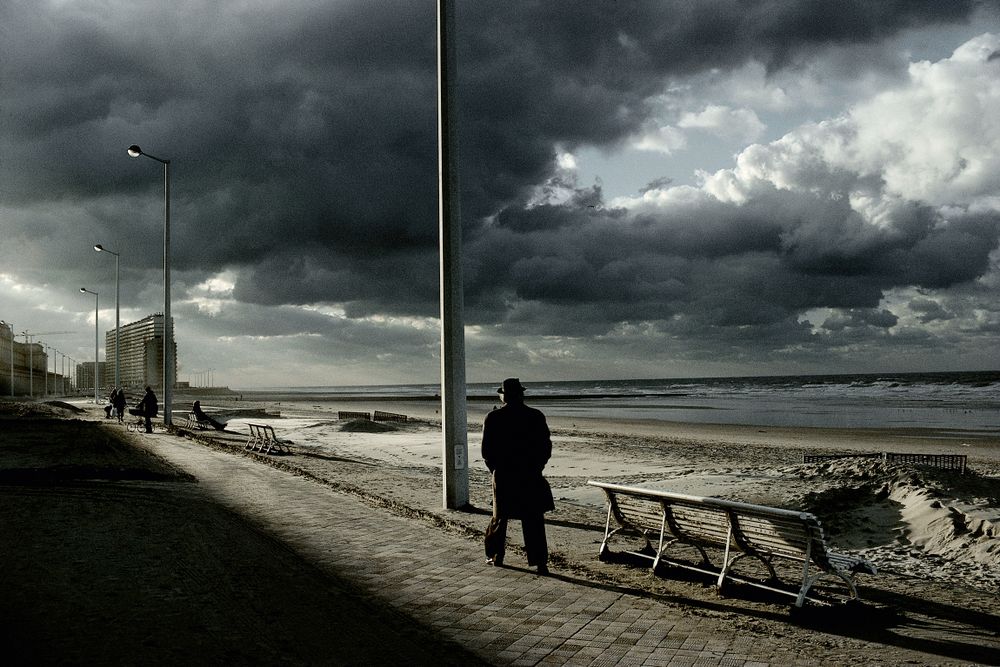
(588, 480, 876, 607)
(245, 423, 291, 455)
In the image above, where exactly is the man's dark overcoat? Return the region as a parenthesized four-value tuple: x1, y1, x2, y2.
(138, 390, 158, 418)
(481, 402, 554, 519)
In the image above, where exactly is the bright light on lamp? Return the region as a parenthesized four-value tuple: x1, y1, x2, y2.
(127, 145, 142, 158)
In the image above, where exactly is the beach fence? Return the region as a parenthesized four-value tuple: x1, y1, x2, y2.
(802, 453, 882, 463)
(803, 452, 967, 473)
(883, 453, 967, 473)
(336, 410, 409, 423)
(373, 410, 408, 423)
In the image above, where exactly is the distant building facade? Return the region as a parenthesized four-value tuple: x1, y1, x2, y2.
(105, 314, 176, 390)
(75, 361, 109, 392)
(1, 322, 66, 396)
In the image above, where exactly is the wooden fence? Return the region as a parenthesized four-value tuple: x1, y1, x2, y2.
(338, 411, 371, 421)
(803, 451, 967, 473)
(373, 410, 408, 423)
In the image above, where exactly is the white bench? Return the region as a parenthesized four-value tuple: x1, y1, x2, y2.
(588, 480, 876, 607)
(245, 423, 291, 455)
(182, 412, 211, 430)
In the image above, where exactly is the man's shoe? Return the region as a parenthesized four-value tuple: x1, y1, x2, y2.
(535, 564, 549, 575)
(486, 556, 504, 567)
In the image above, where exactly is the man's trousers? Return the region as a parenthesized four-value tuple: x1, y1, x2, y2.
(484, 514, 548, 566)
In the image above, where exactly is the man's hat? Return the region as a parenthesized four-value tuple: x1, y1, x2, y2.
(497, 378, 525, 394)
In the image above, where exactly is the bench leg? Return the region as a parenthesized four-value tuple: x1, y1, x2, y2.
(598, 505, 614, 560)
(796, 566, 859, 608)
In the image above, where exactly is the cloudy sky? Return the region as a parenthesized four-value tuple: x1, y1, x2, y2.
(3, 1, 1000, 389)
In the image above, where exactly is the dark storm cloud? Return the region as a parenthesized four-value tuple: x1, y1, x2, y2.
(454, 0, 979, 217)
(0, 0, 986, 331)
(464, 182, 1000, 348)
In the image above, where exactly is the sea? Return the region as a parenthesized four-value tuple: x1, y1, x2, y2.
(247, 371, 1000, 437)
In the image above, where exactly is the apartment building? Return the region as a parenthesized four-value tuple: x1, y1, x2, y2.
(105, 314, 176, 390)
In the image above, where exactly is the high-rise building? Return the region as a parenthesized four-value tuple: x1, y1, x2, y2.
(75, 361, 109, 392)
(105, 314, 176, 390)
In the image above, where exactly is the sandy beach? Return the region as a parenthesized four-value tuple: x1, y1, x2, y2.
(2, 392, 999, 665)
(202, 391, 1000, 588)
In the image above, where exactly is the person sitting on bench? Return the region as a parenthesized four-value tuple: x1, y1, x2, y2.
(193, 400, 226, 430)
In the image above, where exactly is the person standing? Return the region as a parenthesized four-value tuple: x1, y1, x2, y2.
(104, 389, 115, 419)
(112, 388, 127, 423)
(481, 378, 554, 575)
(137, 386, 158, 433)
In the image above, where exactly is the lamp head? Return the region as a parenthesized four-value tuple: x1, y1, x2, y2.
(127, 145, 142, 158)
(80, 287, 86, 293)
(94, 244, 104, 252)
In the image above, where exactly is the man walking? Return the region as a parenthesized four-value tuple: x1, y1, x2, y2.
(482, 378, 554, 575)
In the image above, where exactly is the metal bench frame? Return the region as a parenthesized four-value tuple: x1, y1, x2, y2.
(182, 412, 211, 430)
(245, 423, 291, 455)
(588, 480, 876, 607)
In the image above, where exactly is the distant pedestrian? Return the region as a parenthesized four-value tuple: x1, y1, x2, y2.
(112, 389, 127, 423)
(482, 378, 554, 575)
(136, 386, 158, 433)
(104, 389, 115, 419)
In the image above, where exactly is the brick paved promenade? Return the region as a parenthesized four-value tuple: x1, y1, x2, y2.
(2, 417, 998, 665)
(158, 436, 784, 666)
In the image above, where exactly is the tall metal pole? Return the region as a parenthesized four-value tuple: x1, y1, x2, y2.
(24, 333, 33, 397)
(438, 0, 469, 509)
(95, 297, 99, 404)
(115, 252, 119, 388)
(96, 245, 121, 389)
(163, 159, 172, 425)
(42, 344, 48, 398)
(81, 288, 99, 404)
(0, 321, 12, 397)
(128, 146, 172, 426)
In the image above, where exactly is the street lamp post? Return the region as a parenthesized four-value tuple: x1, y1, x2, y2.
(80, 288, 100, 405)
(438, 0, 469, 509)
(127, 144, 173, 426)
(21, 332, 34, 397)
(0, 320, 12, 396)
(95, 244, 121, 389)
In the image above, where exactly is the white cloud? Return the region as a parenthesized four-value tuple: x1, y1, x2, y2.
(556, 152, 577, 170)
(631, 123, 687, 154)
(680, 34, 1000, 213)
(677, 104, 765, 143)
(849, 33, 1000, 206)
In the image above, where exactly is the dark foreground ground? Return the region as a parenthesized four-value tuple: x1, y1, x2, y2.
(0, 412, 486, 665)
